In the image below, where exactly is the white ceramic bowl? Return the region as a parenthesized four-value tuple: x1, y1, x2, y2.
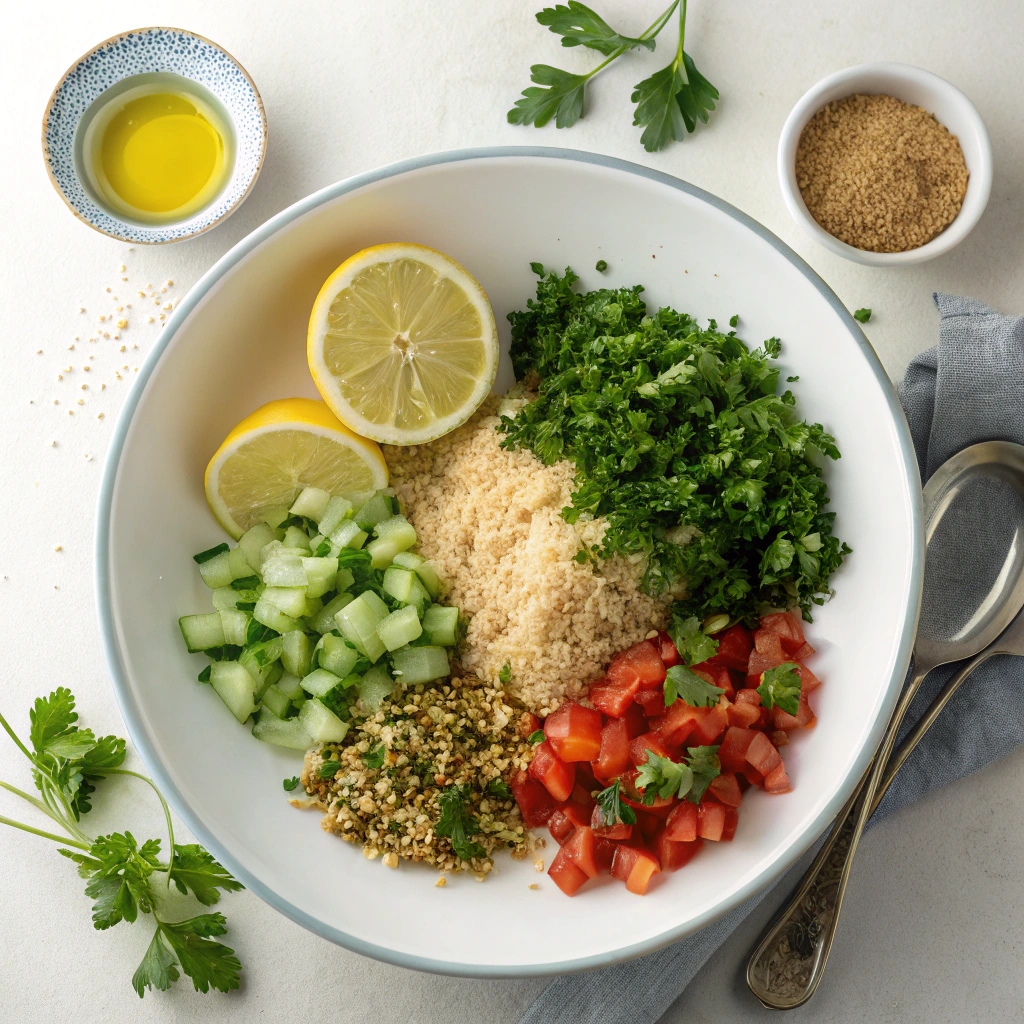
(96, 149, 923, 976)
(778, 62, 992, 266)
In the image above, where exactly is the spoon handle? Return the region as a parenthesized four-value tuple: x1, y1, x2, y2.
(746, 668, 928, 1009)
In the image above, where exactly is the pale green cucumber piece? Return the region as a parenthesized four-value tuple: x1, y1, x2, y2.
(277, 671, 304, 700)
(405, 576, 431, 613)
(318, 495, 354, 537)
(262, 587, 308, 618)
(228, 546, 254, 577)
(360, 589, 389, 621)
(358, 663, 396, 712)
(303, 594, 324, 619)
(255, 661, 284, 700)
(178, 612, 225, 652)
(210, 662, 257, 723)
(382, 566, 416, 603)
(212, 586, 239, 611)
(240, 636, 283, 686)
(198, 550, 233, 589)
(312, 592, 354, 633)
(391, 551, 424, 570)
(260, 684, 292, 719)
(422, 604, 459, 646)
(219, 609, 249, 646)
(300, 667, 343, 698)
(414, 560, 443, 599)
(365, 536, 402, 569)
(354, 492, 393, 531)
(335, 567, 355, 592)
(373, 514, 417, 549)
(263, 507, 291, 530)
(261, 555, 308, 588)
(319, 634, 360, 678)
(299, 698, 348, 743)
(282, 630, 313, 677)
(330, 519, 368, 550)
(391, 646, 449, 685)
(302, 557, 340, 599)
(377, 605, 423, 651)
(238, 522, 277, 570)
(290, 486, 332, 522)
(253, 595, 301, 634)
(252, 706, 312, 748)
(336, 595, 386, 662)
(283, 526, 312, 552)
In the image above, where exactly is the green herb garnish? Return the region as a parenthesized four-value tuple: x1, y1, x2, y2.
(853, 307, 872, 323)
(486, 778, 513, 801)
(593, 779, 637, 827)
(636, 745, 721, 804)
(668, 614, 718, 665)
(192, 543, 228, 564)
(595, 259, 608, 272)
(282, 777, 300, 792)
(528, 729, 546, 744)
(318, 761, 341, 780)
(197, 666, 211, 684)
(499, 661, 513, 684)
(363, 743, 387, 770)
(685, 745, 721, 802)
(435, 784, 486, 861)
(229, 575, 260, 591)
(663, 664, 724, 708)
(757, 662, 802, 715)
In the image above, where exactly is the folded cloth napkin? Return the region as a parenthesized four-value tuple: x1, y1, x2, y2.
(519, 293, 1024, 1024)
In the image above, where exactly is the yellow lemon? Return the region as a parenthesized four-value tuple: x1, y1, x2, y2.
(307, 243, 499, 445)
(204, 398, 388, 538)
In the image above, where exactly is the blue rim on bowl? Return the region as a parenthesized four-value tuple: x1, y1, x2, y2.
(42, 26, 267, 244)
(95, 147, 924, 977)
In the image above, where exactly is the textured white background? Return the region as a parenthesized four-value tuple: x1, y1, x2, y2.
(2, 1, 1023, 1021)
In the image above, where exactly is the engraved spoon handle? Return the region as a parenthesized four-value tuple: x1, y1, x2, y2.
(746, 667, 929, 1009)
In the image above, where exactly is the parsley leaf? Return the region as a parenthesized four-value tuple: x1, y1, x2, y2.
(537, 1, 656, 55)
(486, 777, 513, 801)
(77, 832, 162, 929)
(158, 913, 242, 994)
(319, 761, 341, 780)
(635, 750, 693, 803)
(29, 687, 79, 753)
(594, 779, 637, 826)
(507, 65, 588, 129)
(168, 844, 245, 906)
(435, 784, 486, 862)
(596, 259, 608, 272)
(528, 729, 546, 744)
(282, 776, 300, 791)
(363, 743, 387, 770)
(499, 661, 513, 684)
(757, 662, 802, 715)
(668, 615, 719, 665)
(853, 307, 872, 323)
(663, 664, 724, 708)
(132, 928, 180, 997)
(686, 745, 721, 802)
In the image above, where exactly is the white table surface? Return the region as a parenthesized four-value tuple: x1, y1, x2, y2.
(2, 1, 1023, 1021)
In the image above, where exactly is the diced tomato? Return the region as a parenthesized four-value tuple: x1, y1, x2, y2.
(735, 688, 762, 706)
(747, 649, 783, 688)
(622, 702, 648, 738)
(628, 732, 672, 768)
(795, 662, 821, 693)
(634, 689, 666, 717)
(708, 771, 743, 807)
(688, 701, 729, 745)
(697, 800, 727, 841)
(764, 761, 792, 794)
(610, 843, 661, 894)
(547, 808, 575, 844)
(544, 701, 603, 762)
(607, 641, 666, 689)
(591, 802, 634, 840)
(690, 663, 735, 700)
(754, 628, 786, 661)
(654, 700, 701, 744)
(594, 837, 617, 871)
(574, 761, 599, 792)
(564, 825, 601, 878)
(771, 729, 790, 747)
(771, 693, 817, 731)
(705, 624, 754, 671)
(721, 806, 739, 841)
(517, 712, 541, 739)
(655, 829, 704, 871)
(745, 731, 783, 777)
(593, 718, 631, 782)
(793, 642, 816, 661)
(727, 700, 761, 728)
(759, 611, 806, 655)
(528, 741, 576, 802)
(562, 797, 594, 828)
(589, 677, 641, 717)
(719, 727, 757, 773)
(548, 844, 589, 895)
(620, 770, 675, 812)
(656, 630, 681, 667)
(664, 799, 698, 842)
(510, 770, 557, 827)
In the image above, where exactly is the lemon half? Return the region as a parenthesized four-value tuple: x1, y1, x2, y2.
(307, 243, 499, 445)
(205, 398, 389, 538)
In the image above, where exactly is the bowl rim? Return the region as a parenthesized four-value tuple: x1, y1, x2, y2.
(777, 61, 993, 266)
(94, 146, 924, 977)
(41, 25, 268, 245)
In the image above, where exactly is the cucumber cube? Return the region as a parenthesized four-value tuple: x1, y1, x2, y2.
(302, 557, 340, 599)
(179, 612, 225, 652)
(360, 590, 389, 621)
(261, 555, 308, 588)
(219, 609, 249, 646)
(312, 592, 354, 633)
(277, 672, 304, 700)
(300, 667, 343, 698)
(253, 595, 301, 634)
(319, 634, 360, 678)
(259, 684, 293, 720)
(303, 594, 324, 618)
(318, 495, 354, 537)
(228, 546, 254, 577)
(377, 605, 423, 651)
(210, 662, 257, 723)
(405, 576, 432, 613)
(354, 492, 394, 531)
(365, 536, 402, 569)
(391, 646, 450, 685)
(422, 604, 459, 646)
(252, 707, 312, 748)
(240, 636, 283, 687)
(336, 595, 386, 662)
(262, 587, 308, 618)
(264, 507, 292, 530)
(391, 550, 424, 570)
(299, 698, 349, 743)
(374, 514, 417, 549)
(414, 560, 443, 599)
(198, 550, 234, 589)
(256, 661, 284, 700)
(212, 586, 240, 610)
(290, 486, 332, 522)
(281, 630, 313, 677)
(238, 523, 277, 570)
(382, 566, 416, 603)
(335, 567, 355, 593)
(283, 526, 312, 552)
(330, 519, 368, 550)
(358, 664, 395, 712)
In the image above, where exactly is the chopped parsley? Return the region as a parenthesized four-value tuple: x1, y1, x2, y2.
(757, 662, 802, 715)
(435, 784, 486, 862)
(282, 777, 300, 792)
(487, 777, 513, 801)
(363, 743, 387, 770)
(499, 661, 513, 684)
(668, 614, 718, 665)
(635, 745, 721, 804)
(595, 259, 608, 272)
(500, 265, 850, 623)
(663, 664, 724, 708)
(192, 543, 228, 564)
(593, 779, 637, 827)
(853, 307, 872, 323)
(318, 761, 341, 780)
(528, 729, 546, 744)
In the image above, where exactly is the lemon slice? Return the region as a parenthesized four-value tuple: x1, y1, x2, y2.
(307, 243, 499, 445)
(204, 398, 388, 538)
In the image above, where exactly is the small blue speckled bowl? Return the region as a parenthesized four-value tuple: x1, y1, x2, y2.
(42, 27, 267, 244)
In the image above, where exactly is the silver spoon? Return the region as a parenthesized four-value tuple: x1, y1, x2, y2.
(746, 440, 1024, 1010)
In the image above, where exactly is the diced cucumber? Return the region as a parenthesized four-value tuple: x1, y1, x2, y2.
(391, 550, 424, 570)
(212, 586, 240, 611)
(252, 706, 312, 748)
(382, 566, 416, 603)
(261, 555, 308, 588)
(319, 634, 360, 678)
(360, 589, 389, 621)
(300, 667, 343, 698)
(255, 661, 284, 700)
(263, 507, 291, 530)
(277, 671, 304, 700)
(281, 630, 313, 677)
(391, 645, 450, 684)
(330, 519, 368, 550)
(302, 557, 340, 599)
(374, 514, 417, 549)
(238, 523, 276, 570)
(335, 567, 355, 592)
(318, 495, 354, 537)
(422, 604, 459, 646)
(405, 576, 431, 612)
(365, 536, 403, 569)
(312, 592, 354, 633)
(354, 492, 394, 531)
(358, 663, 396, 712)
(253, 595, 301, 634)
(260, 684, 292, 719)
(283, 525, 312, 552)
(262, 587, 308, 618)
(210, 662, 257, 723)
(377, 605, 423, 651)
(414, 560, 443, 599)
(303, 594, 324, 619)
(179, 613, 225, 652)
(299, 698, 349, 743)
(228, 546, 254, 577)
(198, 550, 234, 589)
(336, 595, 386, 662)
(219, 609, 249, 646)
(240, 636, 283, 687)
(290, 486, 332, 522)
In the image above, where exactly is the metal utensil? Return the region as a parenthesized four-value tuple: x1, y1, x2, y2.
(747, 440, 1024, 1010)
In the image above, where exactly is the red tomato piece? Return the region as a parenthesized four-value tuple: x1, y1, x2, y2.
(594, 837, 617, 871)
(745, 731, 783, 777)
(610, 843, 661, 894)
(793, 642, 816, 661)
(656, 630, 681, 667)
(746, 648, 784, 688)
(622, 702, 648, 739)
(721, 806, 739, 842)
(771, 693, 817, 731)
(759, 611, 806, 655)
(620, 770, 675, 812)
(754, 629, 786, 661)
(771, 729, 790, 747)
(697, 800, 727, 841)
(656, 832, 703, 871)
(590, 679, 640, 718)
(692, 700, 730, 745)
(719, 726, 757, 773)
(547, 808, 575, 844)
(564, 825, 601, 878)
(517, 712, 541, 739)
(562, 797, 593, 828)
(764, 761, 792, 794)
(548, 844, 589, 895)
(734, 687, 762, 706)
(590, 802, 634, 840)
(510, 770, 557, 827)
(594, 718, 631, 783)
(544, 701, 603, 763)
(628, 732, 672, 768)
(664, 799, 698, 842)
(708, 771, 743, 807)
(654, 700, 701, 745)
(607, 641, 666, 688)
(727, 700, 761, 728)
(528, 741, 576, 802)
(634, 689, 667, 718)
(795, 662, 821, 693)
(705, 624, 754, 671)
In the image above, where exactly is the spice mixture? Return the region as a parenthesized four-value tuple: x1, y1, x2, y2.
(795, 93, 969, 252)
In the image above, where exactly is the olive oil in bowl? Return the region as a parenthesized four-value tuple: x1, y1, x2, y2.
(78, 73, 235, 226)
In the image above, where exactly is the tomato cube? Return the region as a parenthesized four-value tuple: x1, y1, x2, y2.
(759, 612, 806, 655)
(707, 624, 754, 671)
(795, 662, 821, 693)
(611, 843, 661, 894)
(747, 649, 783, 688)
(727, 700, 761, 728)
(594, 837, 617, 871)
(590, 802, 633, 840)
(656, 832, 703, 872)
(654, 700, 701, 744)
(708, 771, 743, 807)
(771, 729, 790, 748)
(563, 825, 601, 878)
(697, 800, 727, 840)
(754, 629, 786, 661)
(510, 770, 557, 827)
(634, 689, 666, 717)
(793, 642, 816, 661)
(547, 808, 575, 844)
(562, 796, 594, 827)
(719, 727, 757, 773)
(764, 761, 792, 794)
(628, 732, 672, 768)
(594, 718, 631, 783)
(656, 630, 681, 667)
(544, 701, 603, 763)
(735, 687, 762, 706)
(745, 731, 783, 777)
(589, 677, 641, 717)
(688, 701, 729, 745)
(607, 641, 666, 688)
(771, 693, 817, 731)
(664, 799, 698, 842)
(548, 844, 589, 895)
(622, 702, 648, 739)
(528, 741, 576, 802)
(721, 807, 739, 841)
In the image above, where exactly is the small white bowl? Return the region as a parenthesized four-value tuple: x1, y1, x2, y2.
(778, 62, 992, 266)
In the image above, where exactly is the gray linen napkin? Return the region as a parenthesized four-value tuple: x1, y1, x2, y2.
(519, 293, 1024, 1024)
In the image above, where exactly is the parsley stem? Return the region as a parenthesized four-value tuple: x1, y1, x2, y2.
(0, 708, 33, 763)
(36, 774, 91, 844)
(675, 0, 687, 70)
(0, 812, 90, 850)
(581, 0, 681, 84)
(106, 768, 176, 884)
(0, 778, 70, 829)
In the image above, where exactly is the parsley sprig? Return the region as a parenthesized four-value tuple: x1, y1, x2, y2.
(635, 745, 721, 804)
(663, 665, 724, 708)
(508, 0, 718, 152)
(593, 779, 637, 828)
(435, 784, 486, 862)
(757, 662, 802, 715)
(0, 688, 242, 997)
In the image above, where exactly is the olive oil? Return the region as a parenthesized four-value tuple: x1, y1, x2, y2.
(80, 73, 234, 225)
